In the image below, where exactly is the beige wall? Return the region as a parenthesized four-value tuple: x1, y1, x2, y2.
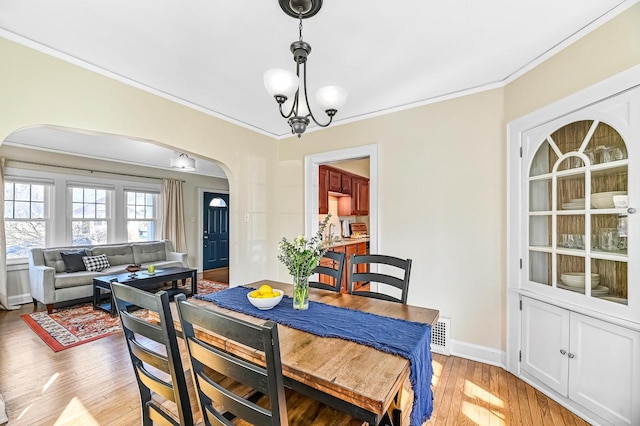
(0, 37, 279, 288)
(277, 89, 506, 349)
(330, 158, 370, 178)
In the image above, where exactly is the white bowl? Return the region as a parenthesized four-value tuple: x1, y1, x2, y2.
(560, 273, 600, 289)
(247, 289, 284, 310)
(591, 191, 627, 209)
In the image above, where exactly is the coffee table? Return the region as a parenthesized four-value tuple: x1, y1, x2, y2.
(93, 267, 197, 316)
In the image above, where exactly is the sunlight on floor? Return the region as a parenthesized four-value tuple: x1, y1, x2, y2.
(53, 397, 99, 426)
(461, 401, 506, 426)
(464, 379, 504, 408)
(431, 360, 443, 387)
(17, 403, 32, 421)
(42, 372, 60, 393)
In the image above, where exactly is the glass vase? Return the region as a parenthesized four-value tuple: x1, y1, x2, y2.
(292, 275, 310, 310)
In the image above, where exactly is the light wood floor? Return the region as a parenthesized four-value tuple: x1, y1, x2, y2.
(0, 304, 589, 425)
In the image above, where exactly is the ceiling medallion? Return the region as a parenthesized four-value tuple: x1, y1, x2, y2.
(264, 0, 347, 138)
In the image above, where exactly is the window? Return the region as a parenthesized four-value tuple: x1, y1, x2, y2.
(4, 182, 49, 259)
(70, 187, 110, 245)
(126, 191, 158, 242)
(210, 197, 227, 207)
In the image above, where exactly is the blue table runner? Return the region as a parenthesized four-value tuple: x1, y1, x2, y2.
(196, 286, 433, 425)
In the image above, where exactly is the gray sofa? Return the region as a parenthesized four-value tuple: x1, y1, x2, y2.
(28, 240, 188, 314)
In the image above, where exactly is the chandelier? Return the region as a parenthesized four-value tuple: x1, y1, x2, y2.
(263, 0, 347, 138)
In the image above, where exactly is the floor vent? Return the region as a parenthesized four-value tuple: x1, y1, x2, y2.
(431, 317, 451, 356)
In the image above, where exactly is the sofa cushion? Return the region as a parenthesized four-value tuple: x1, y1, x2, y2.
(90, 244, 134, 266)
(132, 241, 167, 264)
(43, 247, 91, 273)
(60, 249, 88, 273)
(138, 260, 184, 270)
(54, 271, 103, 289)
(82, 254, 111, 272)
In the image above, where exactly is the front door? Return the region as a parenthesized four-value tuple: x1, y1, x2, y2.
(202, 192, 229, 270)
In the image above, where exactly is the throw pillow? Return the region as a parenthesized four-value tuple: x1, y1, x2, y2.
(82, 253, 111, 272)
(60, 249, 88, 273)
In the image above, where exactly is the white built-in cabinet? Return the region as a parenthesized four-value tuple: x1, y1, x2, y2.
(521, 297, 639, 426)
(508, 66, 640, 426)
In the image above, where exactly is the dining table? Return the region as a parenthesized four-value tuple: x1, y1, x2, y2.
(168, 280, 439, 426)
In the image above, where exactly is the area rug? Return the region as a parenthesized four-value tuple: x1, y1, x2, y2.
(21, 279, 228, 352)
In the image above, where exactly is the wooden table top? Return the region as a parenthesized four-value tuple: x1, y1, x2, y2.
(171, 280, 439, 422)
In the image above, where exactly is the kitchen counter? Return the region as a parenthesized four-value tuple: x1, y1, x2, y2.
(320, 237, 369, 292)
(323, 237, 370, 249)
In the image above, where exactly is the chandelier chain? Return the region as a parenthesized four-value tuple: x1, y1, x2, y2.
(298, 8, 303, 41)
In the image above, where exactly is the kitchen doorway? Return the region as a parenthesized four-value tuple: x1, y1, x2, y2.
(304, 144, 378, 257)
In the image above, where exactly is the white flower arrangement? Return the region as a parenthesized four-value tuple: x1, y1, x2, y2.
(277, 214, 331, 308)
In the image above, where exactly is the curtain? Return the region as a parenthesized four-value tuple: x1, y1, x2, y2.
(0, 158, 18, 310)
(161, 179, 187, 253)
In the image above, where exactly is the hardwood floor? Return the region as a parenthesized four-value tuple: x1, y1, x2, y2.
(0, 304, 590, 425)
(201, 267, 229, 284)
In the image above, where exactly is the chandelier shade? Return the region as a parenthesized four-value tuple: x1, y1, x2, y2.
(263, 69, 299, 99)
(315, 86, 347, 111)
(264, 0, 346, 138)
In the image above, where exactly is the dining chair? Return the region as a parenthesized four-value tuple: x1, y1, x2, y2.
(348, 254, 412, 304)
(309, 250, 346, 292)
(110, 282, 193, 426)
(174, 294, 364, 426)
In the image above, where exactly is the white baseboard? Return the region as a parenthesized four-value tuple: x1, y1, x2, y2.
(8, 293, 32, 306)
(450, 339, 506, 368)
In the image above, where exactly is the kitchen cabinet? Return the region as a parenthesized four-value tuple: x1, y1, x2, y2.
(319, 165, 368, 215)
(351, 176, 369, 215)
(521, 297, 639, 426)
(319, 166, 329, 214)
(508, 68, 640, 426)
(328, 167, 352, 194)
(321, 241, 368, 292)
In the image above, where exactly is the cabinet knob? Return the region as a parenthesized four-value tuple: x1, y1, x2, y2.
(568, 353, 575, 359)
(628, 207, 636, 214)
(560, 349, 566, 355)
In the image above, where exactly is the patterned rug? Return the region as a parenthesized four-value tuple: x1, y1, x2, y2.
(21, 279, 228, 352)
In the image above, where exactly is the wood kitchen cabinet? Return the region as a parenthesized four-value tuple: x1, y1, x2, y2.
(328, 167, 351, 194)
(320, 241, 369, 292)
(351, 176, 369, 215)
(319, 165, 368, 215)
(319, 166, 329, 214)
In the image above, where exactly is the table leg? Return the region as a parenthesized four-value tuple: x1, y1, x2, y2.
(191, 270, 197, 294)
(109, 290, 116, 317)
(93, 284, 99, 310)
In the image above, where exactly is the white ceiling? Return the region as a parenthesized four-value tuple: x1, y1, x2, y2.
(3, 126, 228, 178)
(0, 0, 636, 140)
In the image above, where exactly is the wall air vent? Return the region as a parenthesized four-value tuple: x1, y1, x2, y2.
(431, 317, 451, 356)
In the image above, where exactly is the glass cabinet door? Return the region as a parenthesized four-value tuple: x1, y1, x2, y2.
(526, 119, 629, 307)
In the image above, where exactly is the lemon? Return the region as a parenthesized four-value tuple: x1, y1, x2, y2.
(258, 284, 273, 295)
(249, 290, 260, 298)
